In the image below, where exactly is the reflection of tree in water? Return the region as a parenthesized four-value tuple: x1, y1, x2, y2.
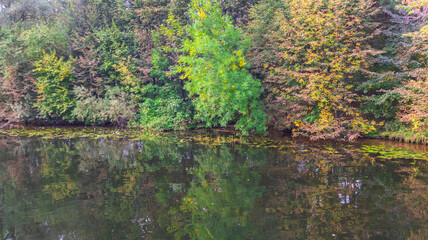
(0, 136, 193, 239)
(257, 143, 428, 240)
(167, 145, 267, 239)
(0, 135, 427, 239)
(0, 136, 44, 239)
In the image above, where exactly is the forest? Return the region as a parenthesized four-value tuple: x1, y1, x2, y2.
(0, 0, 426, 142)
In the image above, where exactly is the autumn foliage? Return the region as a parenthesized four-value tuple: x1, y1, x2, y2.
(247, 0, 382, 140)
(0, 0, 426, 141)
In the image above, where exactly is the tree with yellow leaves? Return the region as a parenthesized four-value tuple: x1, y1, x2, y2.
(248, 0, 380, 140)
(33, 51, 75, 120)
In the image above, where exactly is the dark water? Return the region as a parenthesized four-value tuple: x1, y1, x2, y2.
(0, 129, 427, 239)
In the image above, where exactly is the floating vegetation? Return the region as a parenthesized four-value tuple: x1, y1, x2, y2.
(357, 145, 428, 161)
(1, 127, 427, 162)
(0, 126, 163, 141)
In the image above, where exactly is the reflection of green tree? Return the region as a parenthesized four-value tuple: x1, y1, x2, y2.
(0, 136, 191, 239)
(0, 137, 44, 239)
(0, 134, 427, 240)
(168, 145, 266, 239)
(37, 140, 81, 202)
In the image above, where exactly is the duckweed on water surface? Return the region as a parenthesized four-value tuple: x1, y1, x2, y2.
(357, 145, 428, 161)
(1, 126, 427, 161)
(0, 126, 162, 141)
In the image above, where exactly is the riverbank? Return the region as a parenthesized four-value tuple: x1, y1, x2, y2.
(377, 131, 428, 145)
(1, 125, 428, 159)
(1, 121, 427, 145)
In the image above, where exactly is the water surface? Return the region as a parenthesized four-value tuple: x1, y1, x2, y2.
(0, 128, 427, 239)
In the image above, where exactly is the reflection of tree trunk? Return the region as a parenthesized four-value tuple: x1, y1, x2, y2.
(1, 232, 10, 240)
(0, 213, 3, 240)
(1, 226, 13, 240)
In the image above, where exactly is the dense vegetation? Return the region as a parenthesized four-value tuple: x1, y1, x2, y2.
(0, 0, 426, 141)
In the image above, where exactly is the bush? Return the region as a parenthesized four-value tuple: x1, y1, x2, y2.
(0, 26, 37, 121)
(20, 22, 70, 60)
(135, 84, 192, 130)
(33, 51, 75, 120)
(72, 86, 137, 126)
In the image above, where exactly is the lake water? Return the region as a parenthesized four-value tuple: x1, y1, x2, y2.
(0, 128, 427, 239)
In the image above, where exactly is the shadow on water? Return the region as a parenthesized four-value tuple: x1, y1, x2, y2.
(0, 127, 427, 239)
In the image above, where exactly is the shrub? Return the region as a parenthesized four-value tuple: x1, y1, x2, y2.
(33, 51, 75, 120)
(20, 22, 70, 60)
(0, 26, 37, 121)
(137, 97, 192, 130)
(72, 86, 137, 126)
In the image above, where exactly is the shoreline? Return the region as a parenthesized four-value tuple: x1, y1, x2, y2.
(1, 121, 427, 145)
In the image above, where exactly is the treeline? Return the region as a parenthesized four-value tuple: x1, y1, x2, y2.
(0, 0, 426, 141)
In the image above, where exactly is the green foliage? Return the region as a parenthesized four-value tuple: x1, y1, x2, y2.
(358, 74, 402, 120)
(0, 0, 426, 140)
(133, 13, 192, 130)
(177, 0, 266, 135)
(136, 85, 192, 130)
(33, 51, 75, 120)
(20, 21, 70, 60)
(94, 22, 137, 85)
(152, 12, 186, 77)
(113, 57, 145, 100)
(72, 86, 137, 126)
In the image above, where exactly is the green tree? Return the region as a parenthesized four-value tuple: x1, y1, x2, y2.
(0, 0, 52, 24)
(0, 26, 37, 121)
(177, 0, 266, 135)
(133, 13, 193, 130)
(33, 51, 75, 120)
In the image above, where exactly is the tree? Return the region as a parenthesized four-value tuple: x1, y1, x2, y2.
(0, 0, 52, 24)
(248, 0, 380, 140)
(177, 0, 266, 135)
(394, 0, 428, 134)
(33, 51, 75, 120)
(0, 26, 37, 121)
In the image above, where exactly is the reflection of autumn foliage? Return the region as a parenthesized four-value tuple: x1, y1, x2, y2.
(0, 136, 187, 238)
(258, 144, 428, 239)
(0, 137, 42, 189)
(0, 133, 427, 239)
(397, 163, 428, 236)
